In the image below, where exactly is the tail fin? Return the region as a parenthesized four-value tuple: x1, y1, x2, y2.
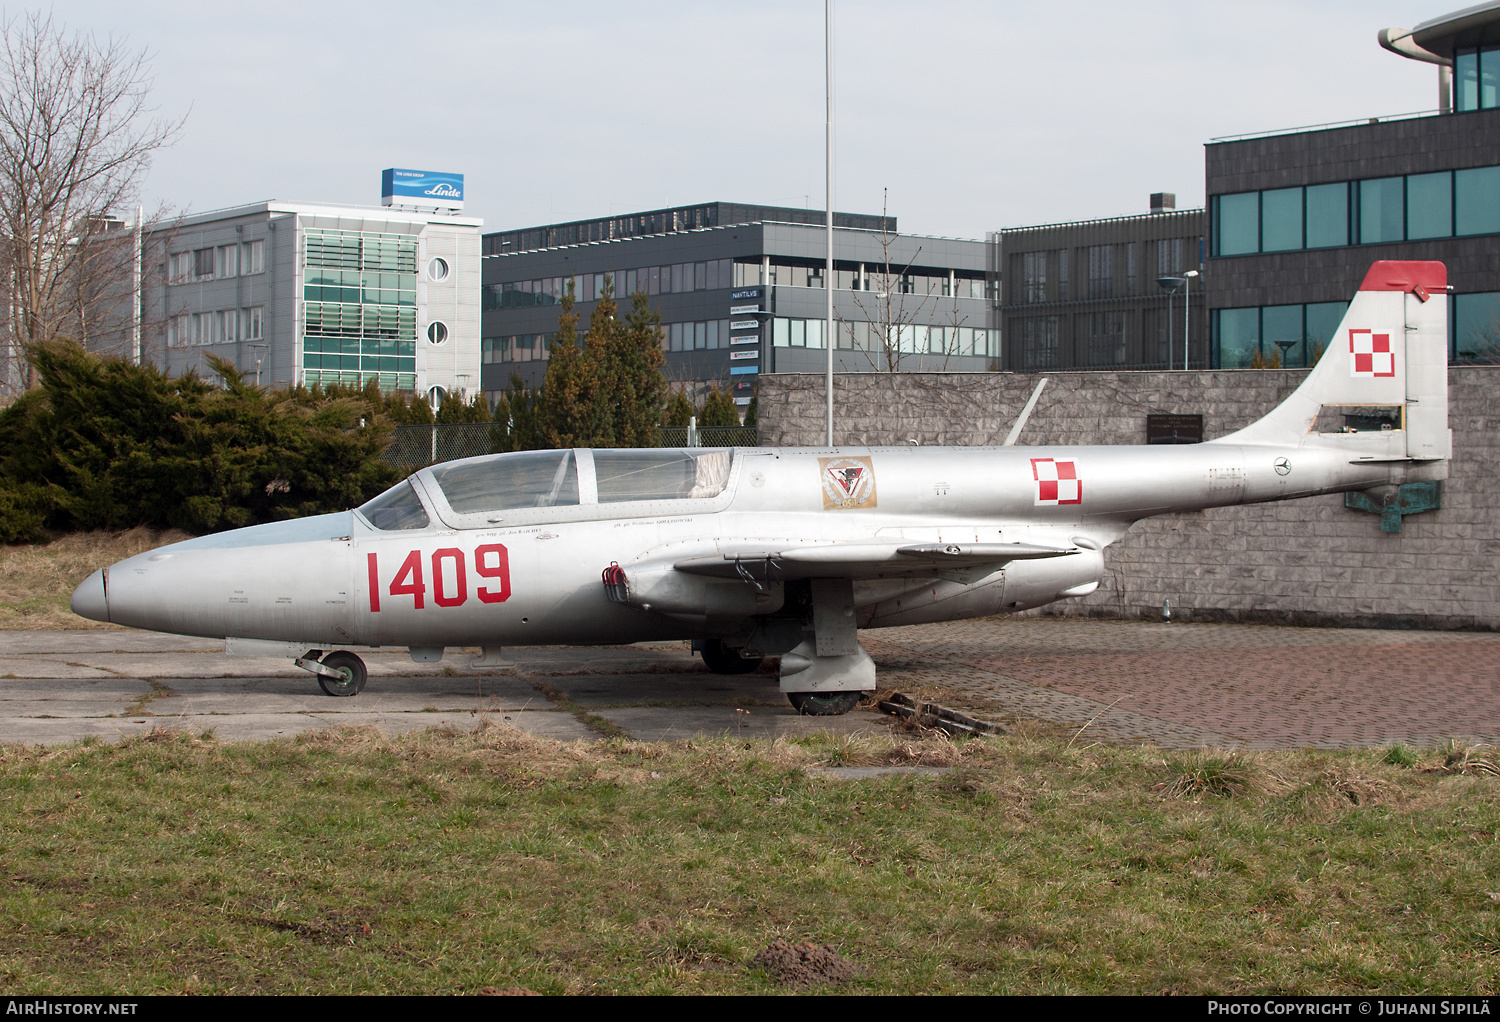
(1212, 260, 1450, 460)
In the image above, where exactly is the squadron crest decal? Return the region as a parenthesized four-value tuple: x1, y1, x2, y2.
(1349, 328, 1395, 378)
(1031, 457, 1082, 506)
(819, 456, 878, 510)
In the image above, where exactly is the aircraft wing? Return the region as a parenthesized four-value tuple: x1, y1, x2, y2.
(672, 541, 1077, 582)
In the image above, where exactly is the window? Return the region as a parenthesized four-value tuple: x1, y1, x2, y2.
(1305, 183, 1348, 248)
(1020, 317, 1058, 370)
(168, 252, 192, 284)
(358, 481, 429, 531)
(216, 310, 238, 344)
(1214, 192, 1259, 256)
(427, 256, 449, 282)
(1056, 250, 1068, 300)
(1358, 177, 1405, 244)
(1086, 246, 1113, 300)
(1215, 308, 1260, 368)
(1082, 311, 1123, 366)
(1125, 243, 1137, 295)
(1453, 292, 1500, 360)
(193, 247, 214, 280)
(240, 306, 263, 341)
(1157, 238, 1185, 275)
(215, 244, 238, 278)
(430, 450, 579, 513)
(1261, 304, 1303, 367)
(594, 449, 731, 502)
(1021, 251, 1046, 303)
(1455, 166, 1500, 236)
(167, 313, 190, 347)
(1406, 172, 1452, 240)
(1261, 187, 1303, 252)
(243, 239, 265, 274)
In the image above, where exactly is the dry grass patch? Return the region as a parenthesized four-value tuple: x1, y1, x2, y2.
(0, 528, 188, 629)
(0, 724, 1497, 994)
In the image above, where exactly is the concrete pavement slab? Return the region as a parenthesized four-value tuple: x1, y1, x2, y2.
(537, 671, 785, 707)
(0, 658, 121, 679)
(153, 675, 547, 714)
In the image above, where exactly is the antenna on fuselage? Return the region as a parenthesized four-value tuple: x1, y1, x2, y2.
(1003, 377, 1049, 447)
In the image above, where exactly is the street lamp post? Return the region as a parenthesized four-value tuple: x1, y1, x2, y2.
(1182, 270, 1199, 370)
(1156, 275, 1184, 370)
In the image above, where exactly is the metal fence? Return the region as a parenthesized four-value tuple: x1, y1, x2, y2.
(385, 422, 759, 469)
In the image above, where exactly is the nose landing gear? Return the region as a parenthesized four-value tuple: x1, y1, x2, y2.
(294, 649, 369, 697)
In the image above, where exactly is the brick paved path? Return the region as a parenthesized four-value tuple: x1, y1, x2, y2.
(862, 618, 1500, 750)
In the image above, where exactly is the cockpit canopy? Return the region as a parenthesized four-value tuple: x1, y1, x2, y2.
(357, 448, 736, 531)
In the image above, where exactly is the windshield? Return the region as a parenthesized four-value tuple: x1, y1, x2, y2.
(358, 480, 430, 531)
(428, 450, 579, 513)
(593, 449, 732, 502)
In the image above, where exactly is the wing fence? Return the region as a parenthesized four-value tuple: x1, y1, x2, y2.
(384, 423, 759, 469)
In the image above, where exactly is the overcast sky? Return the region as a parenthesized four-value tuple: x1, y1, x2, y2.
(49, 0, 1446, 239)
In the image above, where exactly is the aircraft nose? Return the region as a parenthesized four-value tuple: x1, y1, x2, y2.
(70, 569, 109, 624)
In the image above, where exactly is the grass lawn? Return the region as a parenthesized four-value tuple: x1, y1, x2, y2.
(0, 721, 1496, 995)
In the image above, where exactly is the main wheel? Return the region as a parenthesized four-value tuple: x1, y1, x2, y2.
(787, 691, 862, 716)
(317, 650, 367, 697)
(700, 639, 763, 675)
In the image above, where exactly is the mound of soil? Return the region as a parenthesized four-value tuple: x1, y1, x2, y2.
(751, 940, 859, 988)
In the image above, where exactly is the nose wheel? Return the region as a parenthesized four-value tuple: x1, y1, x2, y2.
(298, 650, 368, 697)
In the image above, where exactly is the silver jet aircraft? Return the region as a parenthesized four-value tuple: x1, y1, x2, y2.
(71, 260, 1451, 714)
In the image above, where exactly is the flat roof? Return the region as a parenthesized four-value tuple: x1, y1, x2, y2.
(164, 200, 483, 231)
(1412, 0, 1500, 57)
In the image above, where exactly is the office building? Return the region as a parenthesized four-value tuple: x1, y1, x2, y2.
(145, 201, 483, 399)
(1205, 2, 1500, 368)
(997, 196, 1206, 371)
(480, 201, 998, 406)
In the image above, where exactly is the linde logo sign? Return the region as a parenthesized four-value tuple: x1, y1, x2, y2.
(381, 168, 465, 210)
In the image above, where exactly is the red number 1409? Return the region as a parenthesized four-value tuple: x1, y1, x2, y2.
(366, 544, 509, 612)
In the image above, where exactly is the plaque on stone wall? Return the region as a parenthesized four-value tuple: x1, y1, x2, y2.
(1147, 414, 1203, 445)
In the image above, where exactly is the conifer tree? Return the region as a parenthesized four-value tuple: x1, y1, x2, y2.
(603, 289, 666, 448)
(663, 387, 693, 428)
(699, 384, 741, 427)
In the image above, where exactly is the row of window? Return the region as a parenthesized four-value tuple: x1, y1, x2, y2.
(1212, 293, 1500, 367)
(1012, 310, 1192, 371)
(303, 336, 416, 358)
(771, 317, 999, 357)
(483, 260, 989, 312)
(1211, 165, 1500, 256)
(168, 240, 266, 285)
(484, 260, 737, 310)
(1455, 47, 1500, 112)
(304, 269, 417, 307)
(1012, 238, 1199, 304)
(302, 353, 417, 374)
(166, 307, 265, 348)
(304, 302, 417, 341)
(303, 369, 417, 392)
(484, 333, 557, 364)
(305, 229, 417, 273)
(1210, 302, 1350, 369)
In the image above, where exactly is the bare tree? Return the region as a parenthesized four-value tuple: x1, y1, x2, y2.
(0, 11, 181, 394)
(847, 188, 937, 372)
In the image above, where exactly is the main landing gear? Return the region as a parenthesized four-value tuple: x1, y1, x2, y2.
(699, 638, 763, 675)
(295, 649, 368, 697)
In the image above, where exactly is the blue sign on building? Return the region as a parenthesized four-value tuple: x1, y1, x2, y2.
(381, 168, 464, 210)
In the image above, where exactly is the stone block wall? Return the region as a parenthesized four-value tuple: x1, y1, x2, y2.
(757, 368, 1500, 630)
